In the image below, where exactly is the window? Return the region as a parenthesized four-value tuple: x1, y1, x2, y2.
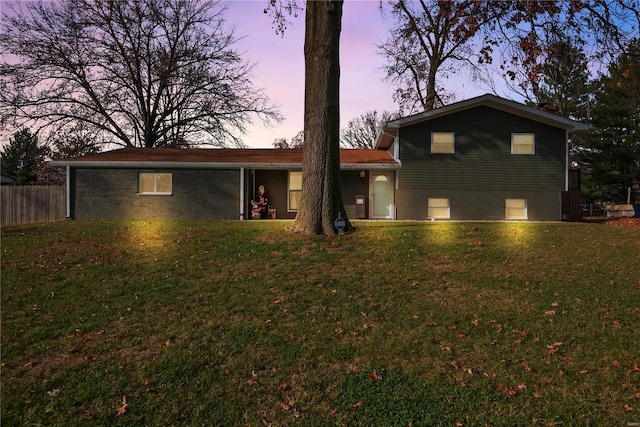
(139, 172, 172, 195)
(512, 133, 535, 154)
(428, 198, 450, 219)
(505, 199, 527, 219)
(288, 171, 302, 211)
(431, 132, 455, 153)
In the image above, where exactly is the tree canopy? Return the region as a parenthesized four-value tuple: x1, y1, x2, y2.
(1, 129, 44, 185)
(576, 40, 640, 203)
(379, 0, 640, 114)
(0, 0, 281, 148)
(341, 110, 396, 149)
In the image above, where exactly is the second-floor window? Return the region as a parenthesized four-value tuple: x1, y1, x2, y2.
(431, 132, 455, 154)
(512, 133, 535, 154)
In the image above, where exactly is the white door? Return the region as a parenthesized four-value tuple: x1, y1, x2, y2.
(370, 172, 394, 219)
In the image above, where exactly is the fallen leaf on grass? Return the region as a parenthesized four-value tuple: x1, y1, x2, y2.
(544, 310, 557, 316)
(368, 370, 383, 381)
(117, 396, 127, 416)
(498, 385, 517, 396)
(351, 401, 362, 409)
(629, 363, 640, 374)
(279, 398, 295, 412)
(624, 404, 634, 412)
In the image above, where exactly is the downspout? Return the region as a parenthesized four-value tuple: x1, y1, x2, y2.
(239, 167, 245, 220)
(565, 130, 569, 192)
(66, 166, 71, 219)
(393, 133, 400, 219)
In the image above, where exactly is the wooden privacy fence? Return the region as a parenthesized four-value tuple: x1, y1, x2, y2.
(1, 186, 66, 226)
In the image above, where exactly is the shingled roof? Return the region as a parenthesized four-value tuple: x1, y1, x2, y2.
(49, 147, 400, 169)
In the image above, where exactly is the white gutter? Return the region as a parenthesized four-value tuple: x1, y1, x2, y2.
(48, 161, 401, 170)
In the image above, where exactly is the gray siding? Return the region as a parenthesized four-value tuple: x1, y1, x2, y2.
(396, 105, 567, 221)
(72, 168, 240, 220)
(398, 106, 567, 190)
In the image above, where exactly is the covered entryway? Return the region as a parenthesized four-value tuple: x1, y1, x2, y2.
(370, 171, 394, 219)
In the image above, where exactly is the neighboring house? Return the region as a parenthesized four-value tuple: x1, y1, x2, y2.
(375, 94, 588, 221)
(50, 94, 588, 222)
(0, 175, 14, 185)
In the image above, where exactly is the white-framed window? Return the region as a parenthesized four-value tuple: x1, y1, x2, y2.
(428, 198, 450, 219)
(511, 133, 535, 154)
(431, 132, 455, 154)
(139, 172, 172, 195)
(505, 198, 527, 219)
(288, 171, 302, 211)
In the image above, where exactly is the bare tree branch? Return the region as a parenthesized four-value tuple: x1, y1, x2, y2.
(1, 0, 282, 148)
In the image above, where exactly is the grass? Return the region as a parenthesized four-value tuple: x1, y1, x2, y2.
(1, 219, 639, 426)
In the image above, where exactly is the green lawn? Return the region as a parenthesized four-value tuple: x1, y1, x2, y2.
(2, 219, 639, 426)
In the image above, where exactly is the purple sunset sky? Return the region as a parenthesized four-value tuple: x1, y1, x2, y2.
(224, 0, 497, 148)
(0, 0, 503, 148)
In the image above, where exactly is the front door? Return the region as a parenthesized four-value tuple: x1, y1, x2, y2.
(370, 171, 394, 219)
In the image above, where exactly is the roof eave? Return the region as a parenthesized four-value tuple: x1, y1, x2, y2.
(48, 160, 401, 170)
(383, 94, 589, 132)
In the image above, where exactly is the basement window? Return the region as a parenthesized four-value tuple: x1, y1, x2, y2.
(139, 172, 172, 195)
(428, 198, 450, 219)
(505, 198, 527, 220)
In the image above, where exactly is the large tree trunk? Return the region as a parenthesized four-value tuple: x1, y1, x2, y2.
(289, 0, 352, 236)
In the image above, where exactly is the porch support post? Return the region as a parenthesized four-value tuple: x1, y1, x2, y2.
(239, 167, 245, 220)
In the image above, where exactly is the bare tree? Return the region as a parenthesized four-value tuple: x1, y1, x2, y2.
(0, 0, 282, 148)
(272, 130, 304, 149)
(36, 124, 103, 185)
(341, 110, 397, 149)
(379, 0, 508, 114)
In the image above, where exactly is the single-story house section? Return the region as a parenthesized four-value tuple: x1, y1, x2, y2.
(49, 148, 400, 221)
(375, 94, 589, 221)
(50, 94, 589, 222)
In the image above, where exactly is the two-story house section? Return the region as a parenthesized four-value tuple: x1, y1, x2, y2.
(375, 94, 589, 221)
